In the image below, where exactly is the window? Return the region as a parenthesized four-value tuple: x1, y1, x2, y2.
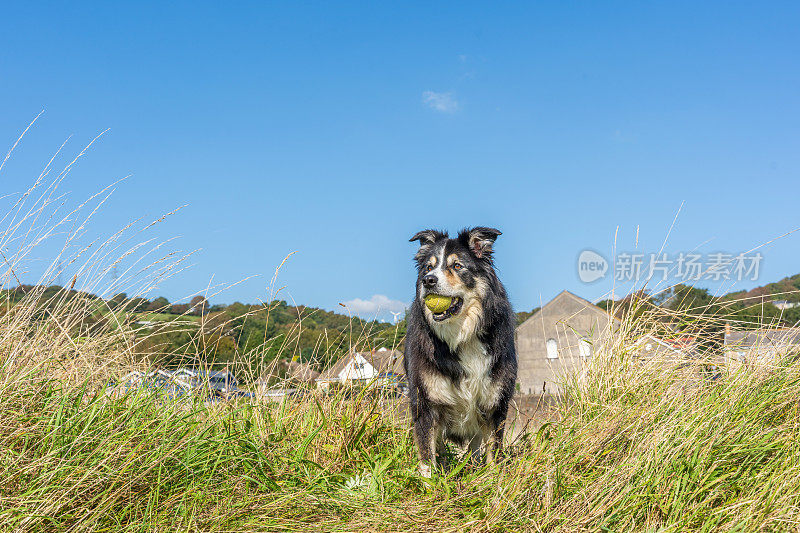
(546, 338, 558, 359)
(579, 338, 592, 359)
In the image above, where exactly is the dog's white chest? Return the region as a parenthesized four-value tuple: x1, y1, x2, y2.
(422, 338, 500, 436)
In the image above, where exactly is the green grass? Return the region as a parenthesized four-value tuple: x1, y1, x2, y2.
(4, 339, 800, 531)
(0, 380, 420, 531)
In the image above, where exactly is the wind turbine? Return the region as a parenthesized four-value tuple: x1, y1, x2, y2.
(390, 311, 403, 324)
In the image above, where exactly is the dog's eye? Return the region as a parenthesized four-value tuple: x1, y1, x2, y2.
(424, 265, 433, 273)
(453, 263, 463, 271)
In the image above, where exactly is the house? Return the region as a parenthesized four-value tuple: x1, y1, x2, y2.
(316, 347, 404, 390)
(515, 290, 619, 395)
(282, 359, 321, 383)
(723, 325, 800, 368)
(773, 300, 800, 310)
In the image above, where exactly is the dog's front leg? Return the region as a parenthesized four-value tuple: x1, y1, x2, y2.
(413, 411, 438, 477)
(467, 434, 484, 464)
(486, 421, 505, 465)
(485, 393, 512, 465)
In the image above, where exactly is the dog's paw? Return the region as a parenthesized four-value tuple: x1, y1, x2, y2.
(418, 463, 432, 478)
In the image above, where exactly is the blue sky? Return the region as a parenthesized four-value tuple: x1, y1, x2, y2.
(1, 2, 799, 320)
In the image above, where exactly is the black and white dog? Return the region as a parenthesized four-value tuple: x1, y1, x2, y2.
(404, 227, 517, 475)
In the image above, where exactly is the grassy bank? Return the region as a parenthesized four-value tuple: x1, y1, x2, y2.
(2, 303, 800, 531)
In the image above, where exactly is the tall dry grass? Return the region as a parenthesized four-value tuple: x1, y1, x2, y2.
(2, 124, 800, 531)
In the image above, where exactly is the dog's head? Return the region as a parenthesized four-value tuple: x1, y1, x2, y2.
(409, 227, 501, 322)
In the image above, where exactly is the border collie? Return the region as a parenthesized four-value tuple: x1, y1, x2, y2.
(404, 227, 517, 476)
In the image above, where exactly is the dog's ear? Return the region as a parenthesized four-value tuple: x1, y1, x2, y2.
(462, 227, 501, 259)
(409, 229, 445, 245)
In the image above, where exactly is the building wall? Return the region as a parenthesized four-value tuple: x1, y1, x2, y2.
(515, 292, 616, 395)
(338, 354, 377, 382)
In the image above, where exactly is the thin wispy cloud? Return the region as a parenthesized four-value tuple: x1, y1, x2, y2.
(422, 91, 459, 113)
(612, 129, 637, 143)
(456, 54, 476, 80)
(341, 294, 407, 320)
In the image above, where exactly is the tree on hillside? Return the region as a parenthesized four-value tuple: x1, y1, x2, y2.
(656, 285, 714, 312)
(515, 308, 540, 325)
(127, 297, 150, 313)
(109, 293, 128, 310)
(147, 296, 170, 312)
(189, 295, 209, 316)
(169, 303, 189, 315)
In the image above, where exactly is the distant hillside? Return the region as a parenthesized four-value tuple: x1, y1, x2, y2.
(196, 300, 403, 369)
(516, 307, 540, 325)
(1, 285, 404, 373)
(594, 275, 800, 355)
(10, 273, 798, 374)
(599, 273, 800, 324)
(723, 273, 800, 304)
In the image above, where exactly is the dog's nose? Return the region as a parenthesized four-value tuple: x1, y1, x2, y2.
(422, 274, 437, 288)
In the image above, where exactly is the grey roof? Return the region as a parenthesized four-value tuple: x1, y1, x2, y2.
(254, 361, 320, 385)
(372, 348, 405, 375)
(283, 360, 321, 382)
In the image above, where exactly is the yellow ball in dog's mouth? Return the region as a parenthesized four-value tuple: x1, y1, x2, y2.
(424, 294, 453, 314)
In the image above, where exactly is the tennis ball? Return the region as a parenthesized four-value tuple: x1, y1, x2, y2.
(424, 294, 453, 314)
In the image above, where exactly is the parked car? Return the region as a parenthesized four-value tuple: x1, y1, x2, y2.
(107, 368, 253, 401)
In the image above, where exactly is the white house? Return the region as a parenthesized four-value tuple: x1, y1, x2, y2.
(316, 348, 404, 389)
